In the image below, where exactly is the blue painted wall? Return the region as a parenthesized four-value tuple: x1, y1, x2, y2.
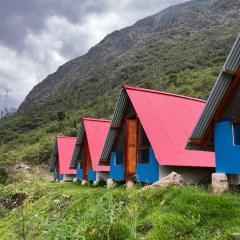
(215, 120, 240, 174)
(136, 148, 159, 183)
(88, 169, 97, 181)
(59, 174, 64, 181)
(109, 147, 159, 183)
(53, 165, 64, 181)
(54, 165, 58, 180)
(110, 152, 124, 181)
(76, 160, 97, 181)
(76, 161, 83, 180)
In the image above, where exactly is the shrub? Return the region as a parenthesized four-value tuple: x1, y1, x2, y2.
(0, 168, 7, 184)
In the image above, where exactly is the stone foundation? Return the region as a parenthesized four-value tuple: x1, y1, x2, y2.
(212, 173, 228, 194)
(81, 180, 88, 186)
(73, 178, 78, 183)
(107, 179, 115, 189)
(126, 180, 134, 189)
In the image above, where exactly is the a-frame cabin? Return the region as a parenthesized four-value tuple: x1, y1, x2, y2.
(50, 136, 76, 181)
(187, 33, 240, 182)
(70, 118, 110, 183)
(99, 85, 215, 184)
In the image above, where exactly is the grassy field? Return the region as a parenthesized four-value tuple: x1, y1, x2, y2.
(1, 179, 240, 240)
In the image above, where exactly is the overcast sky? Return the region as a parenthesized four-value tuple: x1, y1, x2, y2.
(0, 0, 187, 109)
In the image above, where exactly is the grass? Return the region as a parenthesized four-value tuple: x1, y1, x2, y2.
(1, 180, 240, 240)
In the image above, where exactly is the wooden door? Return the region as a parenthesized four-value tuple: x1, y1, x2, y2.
(83, 141, 90, 180)
(125, 118, 138, 180)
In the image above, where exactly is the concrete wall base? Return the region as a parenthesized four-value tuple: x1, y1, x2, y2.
(126, 180, 134, 189)
(97, 172, 109, 182)
(212, 173, 228, 194)
(159, 166, 214, 185)
(63, 174, 75, 182)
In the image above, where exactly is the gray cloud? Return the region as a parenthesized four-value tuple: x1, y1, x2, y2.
(0, 0, 187, 108)
(0, 0, 110, 50)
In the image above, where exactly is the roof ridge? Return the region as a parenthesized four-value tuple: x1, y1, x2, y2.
(82, 117, 111, 123)
(123, 85, 206, 103)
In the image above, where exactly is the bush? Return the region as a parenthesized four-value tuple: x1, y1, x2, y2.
(0, 168, 7, 184)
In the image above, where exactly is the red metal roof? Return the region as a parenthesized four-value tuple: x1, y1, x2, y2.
(83, 118, 111, 171)
(125, 85, 215, 167)
(57, 136, 77, 175)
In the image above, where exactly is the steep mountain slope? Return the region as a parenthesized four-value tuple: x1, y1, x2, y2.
(19, 0, 240, 116)
(0, 0, 239, 167)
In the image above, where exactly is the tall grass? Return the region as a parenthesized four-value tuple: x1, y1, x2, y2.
(1, 182, 240, 239)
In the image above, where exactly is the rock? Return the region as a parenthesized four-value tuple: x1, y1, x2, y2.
(232, 233, 240, 240)
(212, 173, 228, 194)
(23, 180, 30, 184)
(61, 194, 70, 199)
(107, 179, 115, 189)
(152, 172, 184, 189)
(15, 164, 30, 170)
(126, 180, 134, 189)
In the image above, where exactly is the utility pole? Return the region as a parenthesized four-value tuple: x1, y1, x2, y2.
(0, 87, 15, 118)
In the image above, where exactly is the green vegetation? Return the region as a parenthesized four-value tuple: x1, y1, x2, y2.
(0, 111, 79, 167)
(1, 180, 240, 239)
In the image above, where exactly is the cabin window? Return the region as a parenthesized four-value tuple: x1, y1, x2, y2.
(138, 148, 150, 163)
(233, 123, 240, 145)
(115, 122, 125, 165)
(137, 122, 150, 164)
(79, 160, 84, 169)
(116, 152, 124, 165)
(78, 141, 85, 169)
(88, 158, 93, 170)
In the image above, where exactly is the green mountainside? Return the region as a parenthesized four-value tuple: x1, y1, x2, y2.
(0, 0, 239, 168)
